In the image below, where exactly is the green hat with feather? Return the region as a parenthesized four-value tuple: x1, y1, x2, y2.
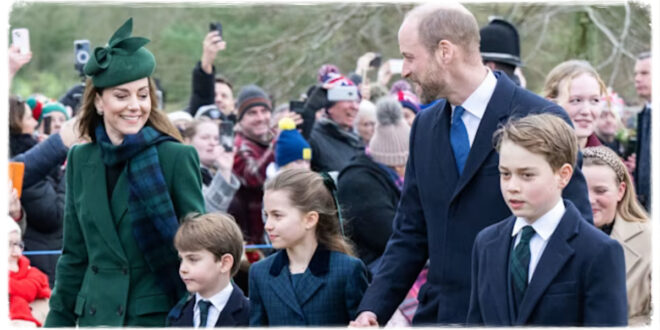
(84, 18, 156, 88)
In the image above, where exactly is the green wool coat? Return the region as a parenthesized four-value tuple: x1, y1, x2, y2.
(45, 141, 205, 327)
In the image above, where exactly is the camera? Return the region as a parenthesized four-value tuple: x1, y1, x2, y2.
(209, 22, 223, 38)
(74, 40, 91, 76)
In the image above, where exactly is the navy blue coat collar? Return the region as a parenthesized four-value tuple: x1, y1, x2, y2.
(269, 245, 331, 277)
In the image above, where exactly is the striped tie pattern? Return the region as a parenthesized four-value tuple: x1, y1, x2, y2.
(198, 300, 211, 327)
(511, 226, 536, 308)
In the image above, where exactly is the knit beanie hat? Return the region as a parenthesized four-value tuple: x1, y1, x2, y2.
(26, 97, 43, 121)
(275, 118, 311, 167)
(39, 102, 70, 124)
(369, 96, 410, 167)
(236, 84, 272, 122)
(396, 90, 421, 114)
(167, 110, 193, 123)
(389, 79, 413, 94)
(84, 18, 156, 88)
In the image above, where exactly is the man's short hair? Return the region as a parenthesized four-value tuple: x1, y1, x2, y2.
(494, 113, 578, 172)
(214, 74, 234, 91)
(174, 212, 244, 276)
(637, 51, 651, 61)
(409, 4, 480, 57)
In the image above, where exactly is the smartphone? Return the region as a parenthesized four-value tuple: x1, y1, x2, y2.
(43, 116, 52, 135)
(12, 28, 30, 54)
(209, 22, 223, 38)
(369, 53, 382, 68)
(389, 59, 404, 74)
(9, 162, 25, 198)
(289, 100, 306, 115)
(219, 121, 234, 152)
(74, 40, 91, 71)
(327, 85, 359, 102)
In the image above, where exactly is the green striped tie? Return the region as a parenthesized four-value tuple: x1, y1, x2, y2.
(511, 226, 536, 308)
(198, 300, 211, 327)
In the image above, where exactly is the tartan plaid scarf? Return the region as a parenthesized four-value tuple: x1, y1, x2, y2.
(95, 124, 184, 302)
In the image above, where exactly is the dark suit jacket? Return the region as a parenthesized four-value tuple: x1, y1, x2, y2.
(45, 141, 205, 327)
(249, 246, 369, 326)
(356, 72, 592, 325)
(467, 200, 628, 326)
(167, 282, 250, 327)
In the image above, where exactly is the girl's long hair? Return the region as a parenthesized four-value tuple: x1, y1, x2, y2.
(264, 168, 354, 256)
(583, 146, 648, 223)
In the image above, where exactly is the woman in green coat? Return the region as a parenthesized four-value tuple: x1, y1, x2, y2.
(45, 18, 205, 327)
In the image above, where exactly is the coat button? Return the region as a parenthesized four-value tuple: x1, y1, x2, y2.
(91, 266, 98, 274)
(117, 305, 123, 316)
(89, 307, 96, 316)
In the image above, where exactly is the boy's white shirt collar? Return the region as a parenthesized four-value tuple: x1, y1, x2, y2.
(194, 282, 233, 326)
(511, 199, 565, 241)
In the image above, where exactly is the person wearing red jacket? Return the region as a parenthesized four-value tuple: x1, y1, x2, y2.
(9, 218, 51, 326)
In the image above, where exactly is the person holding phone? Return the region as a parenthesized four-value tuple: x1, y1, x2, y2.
(9, 28, 32, 82)
(307, 73, 364, 172)
(45, 18, 204, 327)
(181, 119, 240, 213)
(38, 102, 70, 136)
(187, 22, 236, 122)
(9, 96, 66, 289)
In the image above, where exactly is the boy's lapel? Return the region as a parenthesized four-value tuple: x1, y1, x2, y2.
(483, 217, 515, 324)
(215, 283, 244, 326)
(268, 251, 305, 319)
(516, 201, 579, 324)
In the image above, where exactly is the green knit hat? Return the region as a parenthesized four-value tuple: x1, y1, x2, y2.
(84, 18, 156, 88)
(40, 102, 70, 124)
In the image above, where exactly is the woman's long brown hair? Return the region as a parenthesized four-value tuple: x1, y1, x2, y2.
(77, 77, 182, 142)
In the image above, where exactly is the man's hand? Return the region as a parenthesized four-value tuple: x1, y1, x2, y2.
(377, 60, 393, 87)
(349, 311, 379, 327)
(9, 44, 32, 81)
(214, 143, 236, 183)
(59, 117, 83, 148)
(201, 31, 226, 74)
(356, 52, 377, 79)
(9, 182, 23, 221)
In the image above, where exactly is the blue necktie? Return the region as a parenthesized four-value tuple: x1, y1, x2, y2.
(450, 105, 470, 175)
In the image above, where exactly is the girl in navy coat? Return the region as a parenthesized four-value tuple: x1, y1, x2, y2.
(249, 168, 369, 326)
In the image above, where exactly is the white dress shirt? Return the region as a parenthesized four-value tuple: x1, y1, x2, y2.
(450, 68, 497, 146)
(511, 199, 565, 283)
(194, 283, 233, 328)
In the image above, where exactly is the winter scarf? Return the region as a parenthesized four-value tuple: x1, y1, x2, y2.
(95, 124, 184, 301)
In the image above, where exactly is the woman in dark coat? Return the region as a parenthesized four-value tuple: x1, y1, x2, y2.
(45, 18, 205, 327)
(337, 97, 410, 274)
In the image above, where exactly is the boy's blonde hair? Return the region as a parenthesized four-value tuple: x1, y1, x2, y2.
(494, 113, 578, 171)
(174, 212, 244, 276)
(582, 146, 648, 223)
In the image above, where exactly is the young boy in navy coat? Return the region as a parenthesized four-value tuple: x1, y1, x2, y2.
(467, 114, 627, 326)
(167, 213, 249, 327)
